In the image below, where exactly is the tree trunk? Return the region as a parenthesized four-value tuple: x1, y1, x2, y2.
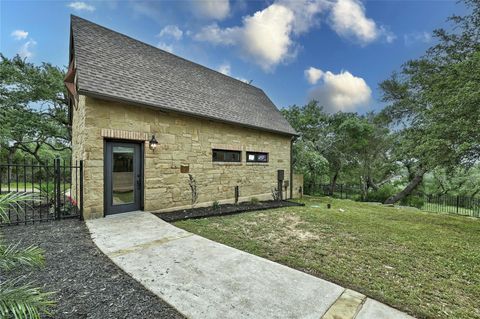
(470, 189, 479, 200)
(360, 176, 368, 200)
(6, 146, 17, 181)
(329, 172, 338, 196)
(367, 176, 378, 191)
(384, 168, 427, 204)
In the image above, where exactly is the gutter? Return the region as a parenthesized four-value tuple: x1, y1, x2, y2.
(290, 136, 296, 199)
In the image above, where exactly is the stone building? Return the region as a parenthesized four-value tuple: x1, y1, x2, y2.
(66, 16, 301, 219)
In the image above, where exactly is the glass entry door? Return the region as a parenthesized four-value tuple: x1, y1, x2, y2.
(105, 141, 143, 215)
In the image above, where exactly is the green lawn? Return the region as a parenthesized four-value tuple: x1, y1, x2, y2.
(174, 196, 480, 319)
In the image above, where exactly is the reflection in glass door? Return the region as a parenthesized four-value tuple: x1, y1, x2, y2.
(112, 146, 134, 205)
(105, 142, 142, 215)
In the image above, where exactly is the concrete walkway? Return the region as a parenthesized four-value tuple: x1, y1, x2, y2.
(87, 211, 415, 319)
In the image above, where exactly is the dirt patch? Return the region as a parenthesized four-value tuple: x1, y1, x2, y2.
(1, 220, 184, 319)
(277, 214, 320, 241)
(154, 200, 304, 222)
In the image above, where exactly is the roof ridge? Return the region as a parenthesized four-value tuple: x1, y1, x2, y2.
(70, 15, 261, 91)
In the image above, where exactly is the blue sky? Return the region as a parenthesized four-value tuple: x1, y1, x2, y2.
(1, 0, 464, 113)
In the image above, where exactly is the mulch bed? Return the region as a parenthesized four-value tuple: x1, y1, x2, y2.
(155, 200, 305, 222)
(2, 220, 184, 319)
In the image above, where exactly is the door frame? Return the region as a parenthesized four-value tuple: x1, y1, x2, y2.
(103, 139, 144, 216)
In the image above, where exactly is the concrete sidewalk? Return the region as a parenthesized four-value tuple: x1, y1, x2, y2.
(87, 211, 415, 319)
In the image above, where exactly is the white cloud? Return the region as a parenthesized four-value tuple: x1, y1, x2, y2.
(383, 27, 397, 44)
(11, 30, 28, 40)
(240, 4, 296, 71)
(158, 25, 183, 40)
(308, 69, 372, 113)
(18, 39, 37, 59)
(304, 67, 324, 84)
(193, 23, 238, 45)
(329, 0, 377, 44)
(157, 42, 174, 53)
(217, 63, 231, 75)
(329, 0, 394, 45)
(194, 0, 389, 71)
(193, 0, 230, 20)
(279, 0, 326, 34)
(193, 1, 326, 71)
(68, 1, 95, 11)
(404, 31, 431, 46)
(194, 4, 300, 71)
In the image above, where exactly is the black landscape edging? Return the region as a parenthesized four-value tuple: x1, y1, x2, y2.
(154, 200, 305, 222)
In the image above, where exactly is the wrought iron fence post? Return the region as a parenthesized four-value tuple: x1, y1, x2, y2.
(55, 157, 61, 220)
(456, 195, 459, 214)
(79, 160, 84, 221)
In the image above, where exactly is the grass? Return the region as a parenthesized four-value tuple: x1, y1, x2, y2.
(174, 196, 480, 319)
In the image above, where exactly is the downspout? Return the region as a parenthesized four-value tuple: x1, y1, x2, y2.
(290, 136, 295, 199)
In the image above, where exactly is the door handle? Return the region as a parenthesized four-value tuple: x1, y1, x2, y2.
(136, 175, 141, 190)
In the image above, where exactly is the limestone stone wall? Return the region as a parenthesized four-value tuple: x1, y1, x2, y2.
(71, 95, 294, 219)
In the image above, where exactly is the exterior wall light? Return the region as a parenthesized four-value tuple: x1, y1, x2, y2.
(149, 134, 158, 151)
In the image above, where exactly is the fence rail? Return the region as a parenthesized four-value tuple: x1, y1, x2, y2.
(424, 194, 480, 217)
(0, 158, 83, 225)
(317, 183, 480, 218)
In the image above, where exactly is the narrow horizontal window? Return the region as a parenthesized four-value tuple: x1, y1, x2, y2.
(246, 152, 268, 163)
(212, 149, 241, 162)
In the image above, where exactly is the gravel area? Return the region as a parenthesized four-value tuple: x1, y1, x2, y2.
(155, 200, 304, 222)
(2, 219, 184, 319)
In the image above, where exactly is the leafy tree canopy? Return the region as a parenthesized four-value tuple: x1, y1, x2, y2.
(0, 54, 70, 163)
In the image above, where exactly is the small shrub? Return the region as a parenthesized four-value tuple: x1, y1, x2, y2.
(188, 174, 198, 206)
(271, 187, 280, 201)
(401, 195, 425, 209)
(250, 197, 259, 204)
(212, 201, 220, 210)
(364, 185, 397, 203)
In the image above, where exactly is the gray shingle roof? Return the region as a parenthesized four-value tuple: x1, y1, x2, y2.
(70, 15, 296, 136)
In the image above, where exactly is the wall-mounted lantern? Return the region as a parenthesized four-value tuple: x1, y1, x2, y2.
(149, 134, 158, 151)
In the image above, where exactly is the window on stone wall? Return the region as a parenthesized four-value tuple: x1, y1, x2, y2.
(212, 149, 241, 162)
(246, 152, 269, 163)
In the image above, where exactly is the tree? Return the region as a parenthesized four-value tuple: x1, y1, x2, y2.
(282, 101, 395, 196)
(291, 139, 328, 193)
(282, 101, 330, 193)
(0, 55, 70, 164)
(379, 0, 480, 204)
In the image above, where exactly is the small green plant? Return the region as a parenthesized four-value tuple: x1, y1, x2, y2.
(38, 184, 56, 206)
(271, 187, 280, 201)
(0, 192, 54, 318)
(250, 197, 259, 204)
(188, 174, 199, 206)
(212, 201, 220, 210)
(0, 192, 39, 223)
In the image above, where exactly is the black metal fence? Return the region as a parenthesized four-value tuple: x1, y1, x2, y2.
(317, 183, 362, 200)
(424, 194, 480, 218)
(0, 158, 83, 226)
(317, 183, 480, 218)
